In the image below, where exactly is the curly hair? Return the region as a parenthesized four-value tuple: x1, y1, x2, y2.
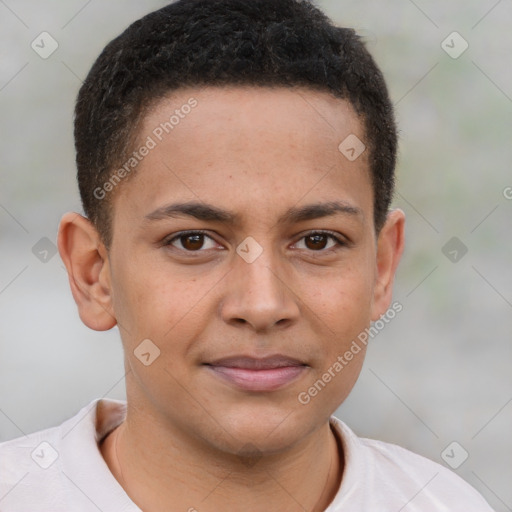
(75, 0, 397, 246)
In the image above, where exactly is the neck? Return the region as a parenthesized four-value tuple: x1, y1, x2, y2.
(101, 406, 343, 512)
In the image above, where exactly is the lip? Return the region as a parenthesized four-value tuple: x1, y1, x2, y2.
(205, 355, 308, 392)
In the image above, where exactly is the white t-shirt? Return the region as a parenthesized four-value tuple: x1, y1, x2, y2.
(0, 399, 494, 511)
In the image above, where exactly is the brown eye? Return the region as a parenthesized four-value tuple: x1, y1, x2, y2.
(180, 234, 205, 251)
(165, 231, 219, 252)
(304, 234, 329, 251)
(294, 232, 345, 252)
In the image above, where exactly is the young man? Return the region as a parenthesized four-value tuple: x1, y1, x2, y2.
(0, 1, 495, 510)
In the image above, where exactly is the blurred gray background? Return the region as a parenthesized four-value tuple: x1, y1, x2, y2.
(0, 0, 510, 510)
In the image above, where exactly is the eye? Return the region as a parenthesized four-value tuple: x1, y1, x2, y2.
(293, 231, 347, 252)
(163, 230, 347, 254)
(164, 231, 220, 252)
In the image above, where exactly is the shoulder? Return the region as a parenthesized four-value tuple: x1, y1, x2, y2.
(0, 399, 129, 512)
(329, 417, 494, 511)
(0, 419, 65, 510)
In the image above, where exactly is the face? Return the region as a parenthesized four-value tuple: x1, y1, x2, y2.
(96, 87, 401, 455)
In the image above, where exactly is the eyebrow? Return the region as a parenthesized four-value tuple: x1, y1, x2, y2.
(144, 200, 362, 226)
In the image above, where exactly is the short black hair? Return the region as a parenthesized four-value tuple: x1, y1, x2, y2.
(75, 0, 397, 246)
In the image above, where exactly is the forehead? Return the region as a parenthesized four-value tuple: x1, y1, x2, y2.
(113, 86, 372, 227)
(143, 86, 365, 152)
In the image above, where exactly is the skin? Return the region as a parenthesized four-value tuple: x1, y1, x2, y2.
(58, 86, 405, 512)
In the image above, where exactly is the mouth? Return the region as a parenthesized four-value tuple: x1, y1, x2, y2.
(204, 355, 309, 392)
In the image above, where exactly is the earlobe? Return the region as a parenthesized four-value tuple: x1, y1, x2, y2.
(371, 209, 405, 321)
(57, 212, 117, 331)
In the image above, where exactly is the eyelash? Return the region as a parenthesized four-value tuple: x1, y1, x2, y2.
(162, 230, 348, 254)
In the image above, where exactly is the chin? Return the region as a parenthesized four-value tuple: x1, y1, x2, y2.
(203, 401, 322, 456)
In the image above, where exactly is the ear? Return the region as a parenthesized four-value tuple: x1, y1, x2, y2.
(57, 212, 117, 331)
(371, 209, 405, 321)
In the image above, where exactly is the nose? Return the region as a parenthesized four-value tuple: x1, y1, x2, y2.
(219, 249, 300, 333)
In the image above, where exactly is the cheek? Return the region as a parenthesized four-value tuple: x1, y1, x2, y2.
(110, 260, 180, 338)
(305, 265, 374, 336)
(110, 258, 218, 361)
(326, 346, 367, 405)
